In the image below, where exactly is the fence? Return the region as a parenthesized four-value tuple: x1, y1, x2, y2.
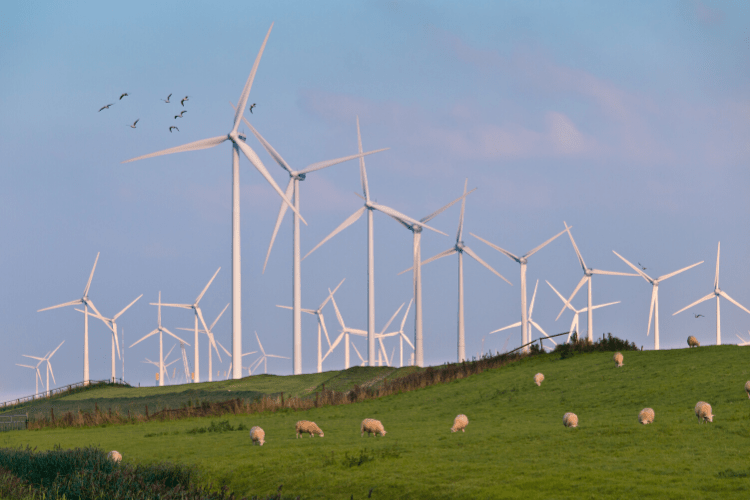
(0, 379, 128, 411)
(0, 414, 28, 432)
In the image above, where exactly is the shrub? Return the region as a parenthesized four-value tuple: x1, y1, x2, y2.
(554, 333, 638, 359)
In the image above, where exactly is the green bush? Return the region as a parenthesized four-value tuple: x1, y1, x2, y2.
(553, 332, 638, 359)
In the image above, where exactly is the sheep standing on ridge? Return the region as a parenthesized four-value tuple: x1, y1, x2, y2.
(451, 414, 469, 433)
(361, 418, 387, 437)
(695, 402, 714, 423)
(107, 450, 122, 462)
(296, 420, 324, 438)
(745, 381, 750, 399)
(613, 352, 623, 368)
(250, 426, 266, 445)
(638, 408, 655, 425)
(687, 336, 700, 348)
(534, 373, 544, 386)
(563, 412, 578, 428)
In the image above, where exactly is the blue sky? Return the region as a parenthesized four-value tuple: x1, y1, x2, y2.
(1, 1, 749, 401)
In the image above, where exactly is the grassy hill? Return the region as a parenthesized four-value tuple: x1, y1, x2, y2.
(3, 346, 750, 499)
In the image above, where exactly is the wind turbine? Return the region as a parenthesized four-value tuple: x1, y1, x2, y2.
(38, 252, 104, 385)
(75, 294, 142, 382)
(143, 344, 179, 384)
(249, 331, 290, 375)
(552, 222, 638, 342)
(471, 227, 568, 351)
(736, 332, 750, 346)
(372, 303, 405, 367)
(123, 24, 304, 381)
(378, 299, 415, 367)
(16, 362, 43, 395)
(303, 117, 445, 367)
(216, 339, 256, 378)
(130, 292, 190, 387)
(276, 279, 345, 373)
(23, 341, 64, 397)
(546, 280, 620, 342)
(175, 302, 228, 382)
(158, 268, 220, 382)
(489, 280, 558, 350)
(324, 285, 368, 369)
(673, 242, 750, 345)
(613, 251, 703, 350)
(401, 179, 511, 362)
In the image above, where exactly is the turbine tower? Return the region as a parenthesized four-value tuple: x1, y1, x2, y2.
(471, 228, 568, 351)
(613, 251, 703, 350)
(22, 341, 64, 397)
(304, 117, 443, 366)
(122, 24, 304, 380)
(176, 303, 228, 382)
(38, 252, 103, 385)
(216, 339, 256, 378)
(378, 299, 415, 367)
(489, 281, 557, 350)
(16, 362, 43, 395)
(547, 280, 620, 341)
(325, 286, 367, 369)
(673, 242, 750, 345)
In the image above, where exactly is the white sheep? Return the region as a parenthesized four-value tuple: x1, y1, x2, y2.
(451, 414, 469, 433)
(563, 412, 578, 428)
(533, 373, 544, 386)
(296, 420, 324, 438)
(107, 450, 122, 462)
(361, 418, 387, 437)
(638, 408, 655, 425)
(695, 402, 713, 423)
(250, 426, 266, 445)
(613, 352, 623, 368)
(687, 336, 700, 348)
(744, 381, 750, 399)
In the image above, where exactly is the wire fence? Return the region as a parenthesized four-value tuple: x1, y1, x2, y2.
(0, 414, 28, 432)
(0, 379, 128, 411)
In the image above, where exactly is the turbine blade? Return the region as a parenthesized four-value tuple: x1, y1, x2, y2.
(329, 293, 345, 330)
(47, 361, 56, 385)
(457, 179, 468, 243)
(216, 339, 232, 358)
(715, 241, 720, 290)
(658, 261, 704, 282)
(528, 280, 539, 318)
(196, 308, 212, 340)
(350, 340, 365, 362)
(237, 113, 293, 174)
(400, 298, 414, 331)
(590, 269, 640, 277)
(719, 291, 750, 315)
(320, 315, 333, 348)
(561, 222, 586, 271)
(38, 299, 82, 312)
(255, 331, 266, 355)
(233, 23, 273, 134)
(114, 294, 143, 321)
(356, 117, 370, 201)
(207, 332, 222, 363)
(546, 280, 576, 312)
(612, 250, 652, 282)
(647, 287, 656, 337)
(122, 136, 228, 163)
(470, 233, 520, 262)
(673, 292, 715, 316)
(263, 178, 294, 273)
(325, 332, 345, 358)
(130, 328, 159, 348)
(530, 320, 557, 345)
(525, 226, 569, 260)
(303, 207, 366, 260)
(162, 327, 190, 346)
(489, 322, 522, 334)
(371, 203, 447, 236)
(320, 278, 346, 310)
(154, 303, 192, 309)
(421, 187, 477, 224)
(591, 301, 620, 310)
(379, 304, 404, 336)
(300, 148, 390, 175)
(400, 247, 456, 275)
(556, 276, 588, 321)
(463, 246, 512, 285)
(83, 252, 100, 297)
(210, 303, 230, 330)
(400, 332, 415, 350)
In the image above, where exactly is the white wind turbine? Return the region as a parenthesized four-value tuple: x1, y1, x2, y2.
(22, 341, 64, 397)
(613, 251, 703, 350)
(38, 252, 104, 385)
(489, 280, 558, 350)
(123, 24, 304, 381)
(143, 344, 179, 384)
(130, 292, 190, 387)
(372, 303, 405, 367)
(378, 299, 414, 367)
(75, 294, 142, 382)
(233, 114, 387, 375)
(553, 222, 638, 342)
(216, 339, 256, 378)
(673, 242, 750, 346)
(158, 268, 220, 383)
(546, 281, 620, 342)
(175, 302, 228, 382)
(471, 228, 568, 352)
(16, 361, 43, 395)
(303, 117, 445, 366)
(324, 286, 368, 369)
(276, 279, 345, 373)
(401, 179, 511, 362)
(249, 331, 290, 375)
(736, 332, 750, 346)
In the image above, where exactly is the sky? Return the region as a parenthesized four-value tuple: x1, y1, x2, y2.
(1, 0, 749, 401)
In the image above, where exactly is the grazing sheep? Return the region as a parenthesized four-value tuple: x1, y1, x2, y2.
(638, 408, 655, 425)
(361, 418, 387, 437)
(534, 373, 544, 386)
(563, 412, 578, 428)
(250, 426, 266, 446)
(745, 381, 750, 399)
(687, 336, 700, 348)
(296, 420, 324, 438)
(695, 402, 714, 423)
(107, 450, 122, 462)
(613, 352, 623, 368)
(451, 414, 469, 433)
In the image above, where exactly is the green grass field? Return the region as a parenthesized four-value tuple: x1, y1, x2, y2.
(3, 346, 750, 499)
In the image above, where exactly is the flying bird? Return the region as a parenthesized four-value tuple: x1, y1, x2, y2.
(98, 103, 114, 112)
(119, 93, 129, 100)
(130, 119, 139, 129)
(694, 314, 704, 318)
(181, 96, 189, 106)
(174, 111, 187, 119)
(249, 103, 256, 114)
(162, 93, 172, 103)
(638, 262, 646, 270)
(169, 126, 179, 133)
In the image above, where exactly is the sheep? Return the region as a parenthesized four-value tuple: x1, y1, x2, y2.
(745, 381, 750, 399)
(563, 412, 578, 428)
(107, 450, 122, 462)
(250, 426, 266, 445)
(361, 418, 387, 437)
(638, 408, 655, 425)
(613, 352, 623, 368)
(687, 336, 700, 348)
(533, 373, 544, 386)
(451, 414, 469, 433)
(695, 402, 713, 423)
(296, 420, 324, 438)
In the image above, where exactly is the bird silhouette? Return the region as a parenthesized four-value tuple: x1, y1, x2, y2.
(98, 103, 114, 112)
(174, 111, 187, 119)
(130, 119, 139, 129)
(638, 262, 646, 270)
(119, 93, 129, 100)
(161, 93, 172, 103)
(249, 103, 256, 114)
(181, 96, 189, 106)
(169, 126, 179, 133)
(694, 314, 704, 318)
